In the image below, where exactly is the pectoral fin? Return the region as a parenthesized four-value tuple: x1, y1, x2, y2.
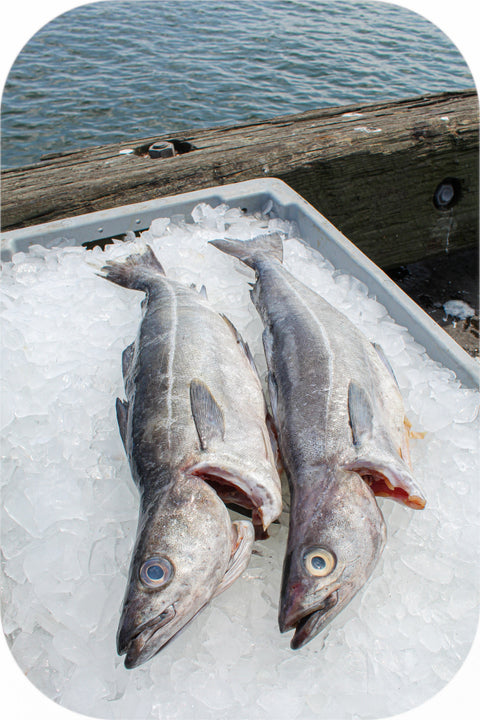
(212, 520, 254, 598)
(190, 379, 225, 451)
(116, 397, 129, 451)
(348, 382, 374, 446)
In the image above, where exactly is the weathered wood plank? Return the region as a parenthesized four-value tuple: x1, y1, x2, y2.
(2, 90, 478, 268)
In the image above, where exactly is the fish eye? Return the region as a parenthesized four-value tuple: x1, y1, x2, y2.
(303, 548, 336, 577)
(139, 557, 174, 588)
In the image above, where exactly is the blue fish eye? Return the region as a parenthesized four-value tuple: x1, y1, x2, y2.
(140, 557, 173, 588)
(146, 565, 164, 581)
(303, 548, 336, 577)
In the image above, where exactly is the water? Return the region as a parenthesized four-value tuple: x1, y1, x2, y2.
(1, 0, 474, 169)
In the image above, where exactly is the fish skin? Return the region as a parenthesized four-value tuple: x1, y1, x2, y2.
(99, 245, 281, 667)
(210, 233, 425, 649)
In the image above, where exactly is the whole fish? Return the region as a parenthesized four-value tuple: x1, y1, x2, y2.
(210, 233, 425, 650)
(100, 245, 282, 667)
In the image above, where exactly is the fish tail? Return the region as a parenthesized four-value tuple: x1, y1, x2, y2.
(209, 232, 283, 269)
(99, 245, 165, 291)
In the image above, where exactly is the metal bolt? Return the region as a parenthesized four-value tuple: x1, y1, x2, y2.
(433, 177, 461, 210)
(148, 141, 175, 159)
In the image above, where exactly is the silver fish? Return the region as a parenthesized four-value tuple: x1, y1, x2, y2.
(100, 245, 281, 667)
(210, 233, 425, 650)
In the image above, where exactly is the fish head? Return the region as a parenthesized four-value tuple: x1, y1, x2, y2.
(279, 467, 386, 649)
(117, 476, 253, 668)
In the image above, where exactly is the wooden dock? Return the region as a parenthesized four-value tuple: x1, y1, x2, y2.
(1, 90, 478, 269)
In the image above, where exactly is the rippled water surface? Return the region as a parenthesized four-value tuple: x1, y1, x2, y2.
(1, 0, 474, 168)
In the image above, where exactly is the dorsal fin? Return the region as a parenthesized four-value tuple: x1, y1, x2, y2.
(190, 379, 225, 451)
(372, 342, 399, 387)
(348, 382, 374, 446)
(220, 314, 259, 378)
(116, 398, 129, 452)
(121, 342, 135, 380)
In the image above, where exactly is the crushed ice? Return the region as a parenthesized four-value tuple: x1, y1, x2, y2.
(1, 202, 479, 719)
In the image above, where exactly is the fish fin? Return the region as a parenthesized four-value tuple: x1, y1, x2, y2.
(121, 342, 135, 380)
(266, 410, 283, 476)
(267, 371, 279, 428)
(262, 328, 279, 424)
(372, 342, 399, 387)
(212, 520, 254, 598)
(190, 379, 225, 451)
(263, 325, 282, 428)
(243, 341, 260, 378)
(343, 456, 426, 510)
(262, 327, 274, 364)
(220, 313, 246, 348)
(116, 398, 129, 451)
(220, 313, 260, 378)
(99, 245, 165, 291)
(209, 232, 284, 269)
(348, 382, 374, 446)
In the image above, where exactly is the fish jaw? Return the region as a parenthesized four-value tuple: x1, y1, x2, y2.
(281, 590, 341, 650)
(278, 468, 386, 649)
(118, 604, 177, 669)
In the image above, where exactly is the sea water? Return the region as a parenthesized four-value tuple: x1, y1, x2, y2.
(1, 203, 478, 719)
(1, 0, 474, 169)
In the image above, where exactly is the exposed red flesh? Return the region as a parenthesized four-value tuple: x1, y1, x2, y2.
(361, 472, 425, 510)
(198, 472, 255, 509)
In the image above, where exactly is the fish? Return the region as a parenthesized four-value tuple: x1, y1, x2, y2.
(99, 245, 282, 667)
(209, 233, 425, 650)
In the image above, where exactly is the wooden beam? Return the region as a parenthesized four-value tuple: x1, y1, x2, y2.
(2, 90, 478, 268)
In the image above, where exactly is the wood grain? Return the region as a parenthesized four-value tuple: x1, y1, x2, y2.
(2, 90, 477, 268)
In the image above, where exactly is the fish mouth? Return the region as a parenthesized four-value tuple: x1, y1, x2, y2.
(280, 591, 339, 650)
(118, 604, 176, 668)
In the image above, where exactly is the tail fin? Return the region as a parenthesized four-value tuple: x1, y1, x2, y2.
(99, 245, 165, 292)
(209, 232, 284, 269)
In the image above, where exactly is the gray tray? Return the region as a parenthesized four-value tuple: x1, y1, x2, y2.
(1, 178, 478, 388)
